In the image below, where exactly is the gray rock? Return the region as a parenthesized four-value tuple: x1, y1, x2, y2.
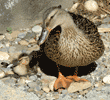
(14, 38, 21, 44)
(67, 81, 92, 93)
(35, 86, 41, 91)
(18, 32, 27, 39)
(27, 82, 38, 88)
(29, 75, 37, 81)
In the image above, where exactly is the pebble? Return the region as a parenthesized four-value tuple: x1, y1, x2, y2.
(18, 40, 29, 46)
(17, 32, 27, 39)
(67, 81, 92, 93)
(0, 35, 5, 40)
(43, 86, 50, 93)
(103, 75, 110, 84)
(35, 85, 41, 91)
(14, 38, 21, 44)
(32, 25, 42, 33)
(0, 70, 5, 78)
(0, 51, 9, 60)
(29, 75, 37, 81)
(49, 79, 56, 91)
(28, 38, 36, 44)
(4, 33, 13, 41)
(27, 82, 38, 88)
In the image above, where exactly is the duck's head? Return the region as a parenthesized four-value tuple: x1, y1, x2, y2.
(38, 5, 69, 45)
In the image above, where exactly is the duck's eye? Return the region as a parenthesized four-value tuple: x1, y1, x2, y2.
(50, 16, 54, 19)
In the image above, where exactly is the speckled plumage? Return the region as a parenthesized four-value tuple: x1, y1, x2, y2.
(40, 6, 104, 67)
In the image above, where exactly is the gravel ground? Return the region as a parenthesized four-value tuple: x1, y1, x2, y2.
(0, 8, 109, 100)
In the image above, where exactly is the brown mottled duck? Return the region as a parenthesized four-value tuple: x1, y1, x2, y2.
(38, 5, 104, 90)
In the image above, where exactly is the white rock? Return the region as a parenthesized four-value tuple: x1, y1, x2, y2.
(43, 86, 50, 93)
(84, 0, 98, 12)
(0, 71, 5, 78)
(49, 79, 56, 91)
(18, 40, 29, 46)
(0, 51, 10, 60)
(69, 3, 79, 12)
(0, 35, 5, 40)
(103, 75, 110, 84)
(32, 25, 42, 33)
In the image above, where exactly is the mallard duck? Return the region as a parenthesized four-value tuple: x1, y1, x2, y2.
(38, 5, 104, 90)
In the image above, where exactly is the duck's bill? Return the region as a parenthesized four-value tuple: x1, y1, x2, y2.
(37, 28, 51, 46)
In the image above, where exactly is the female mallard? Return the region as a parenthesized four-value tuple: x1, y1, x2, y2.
(38, 5, 104, 90)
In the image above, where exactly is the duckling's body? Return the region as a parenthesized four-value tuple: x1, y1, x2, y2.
(38, 6, 104, 90)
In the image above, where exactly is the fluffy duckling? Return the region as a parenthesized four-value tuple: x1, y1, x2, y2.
(38, 5, 105, 90)
(13, 56, 30, 75)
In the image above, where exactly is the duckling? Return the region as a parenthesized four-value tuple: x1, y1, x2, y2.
(13, 56, 30, 75)
(38, 5, 104, 90)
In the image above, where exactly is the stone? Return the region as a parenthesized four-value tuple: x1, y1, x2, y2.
(17, 32, 27, 39)
(28, 38, 36, 44)
(14, 38, 21, 44)
(42, 86, 50, 93)
(49, 79, 56, 91)
(27, 82, 38, 88)
(0, 70, 5, 78)
(103, 75, 110, 84)
(17, 77, 28, 85)
(32, 25, 42, 33)
(28, 45, 40, 52)
(0, 51, 10, 60)
(18, 40, 29, 46)
(4, 33, 13, 41)
(67, 81, 92, 93)
(0, 35, 5, 40)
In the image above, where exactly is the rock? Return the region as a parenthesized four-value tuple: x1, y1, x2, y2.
(4, 33, 13, 41)
(69, 3, 79, 12)
(28, 38, 36, 44)
(14, 38, 21, 44)
(29, 75, 37, 81)
(49, 79, 56, 91)
(32, 25, 42, 33)
(2, 77, 16, 86)
(17, 32, 27, 39)
(0, 42, 4, 48)
(17, 77, 28, 85)
(18, 40, 29, 46)
(84, 0, 99, 12)
(0, 51, 10, 60)
(6, 70, 14, 75)
(43, 86, 50, 93)
(0, 70, 5, 78)
(11, 31, 21, 38)
(5, 41, 11, 47)
(28, 45, 40, 52)
(27, 82, 38, 88)
(103, 75, 110, 84)
(0, 35, 5, 40)
(35, 86, 41, 91)
(67, 81, 92, 93)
